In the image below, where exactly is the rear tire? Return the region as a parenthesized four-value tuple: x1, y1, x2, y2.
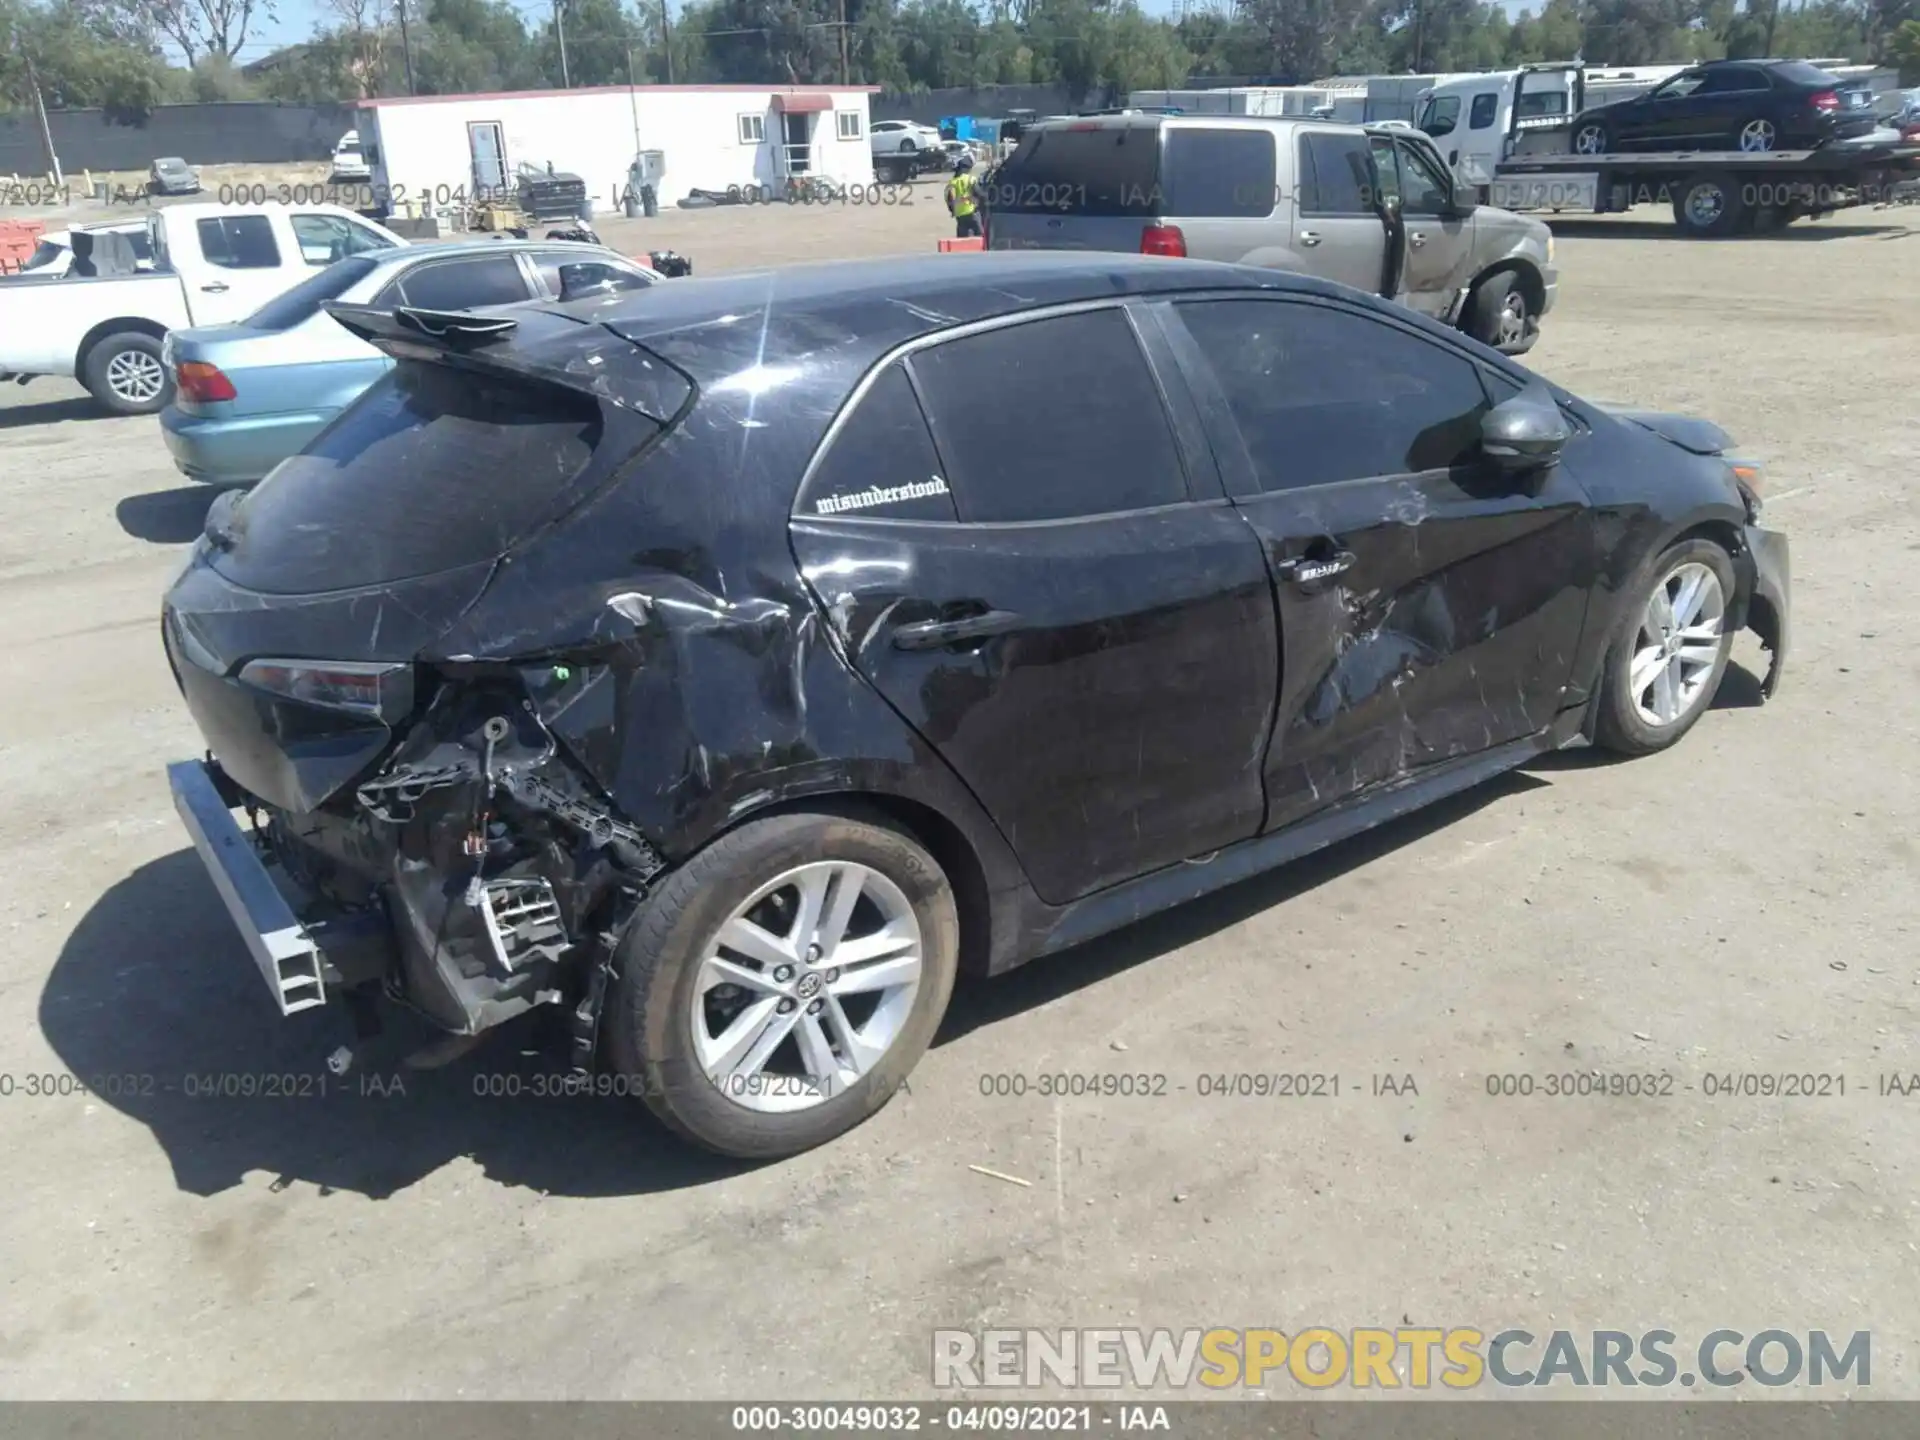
(1592, 539, 1737, 757)
(1670, 173, 1748, 238)
(604, 811, 959, 1160)
(82, 332, 172, 415)
(1572, 120, 1610, 155)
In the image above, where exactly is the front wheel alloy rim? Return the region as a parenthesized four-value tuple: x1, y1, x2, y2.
(1631, 562, 1726, 728)
(1574, 125, 1606, 154)
(1739, 119, 1777, 152)
(105, 350, 164, 403)
(1496, 291, 1528, 347)
(692, 860, 923, 1113)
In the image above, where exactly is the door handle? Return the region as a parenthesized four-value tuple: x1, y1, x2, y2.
(200, 282, 230, 293)
(891, 609, 1022, 651)
(1274, 550, 1355, 584)
(1408, 231, 1427, 247)
(1297, 231, 1322, 247)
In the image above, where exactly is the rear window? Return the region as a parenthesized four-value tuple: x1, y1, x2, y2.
(198, 215, 281, 270)
(245, 256, 380, 331)
(1769, 62, 1840, 88)
(211, 362, 623, 595)
(986, 126, 1161, 216)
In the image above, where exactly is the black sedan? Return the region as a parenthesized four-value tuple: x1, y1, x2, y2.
(1572, 59, 1879, 155)
(159, 254, 1789, 1159)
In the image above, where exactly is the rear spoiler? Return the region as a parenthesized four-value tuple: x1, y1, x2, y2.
(319, 299, 696, 425)
(324, 302, 519, 351)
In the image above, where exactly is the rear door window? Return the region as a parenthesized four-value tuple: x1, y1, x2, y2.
(1469, 93, 1499, 129)
(1298, 132, 1376, 215)
(986, 126, 1161, 215)
(799, 364, 958, 522)
(1162, 128, 1276, 217)
(211, 363, 629, 595)
(196, 215, 281, 270)
(908, 307, 1187, 523)
(396, 254, 534, 309)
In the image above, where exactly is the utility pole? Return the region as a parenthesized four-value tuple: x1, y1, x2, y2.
(1762, 0, 1781, 57)
(23, 52, 62, 188)
(395, 0, 418, 95)
(555, 0, 572, 86)
(837, 0, 849, 86)
(661, 0, 675, 84)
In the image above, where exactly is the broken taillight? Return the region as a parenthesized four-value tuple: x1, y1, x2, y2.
(1141, 224, 1187, 257)
(238, 659, 413, 721)
(176, 360, 236, 403)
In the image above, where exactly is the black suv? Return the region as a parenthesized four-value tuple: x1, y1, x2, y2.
(163, 253, 1788, 1158)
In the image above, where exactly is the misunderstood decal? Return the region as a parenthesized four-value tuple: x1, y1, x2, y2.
(816, 476, 951, 515)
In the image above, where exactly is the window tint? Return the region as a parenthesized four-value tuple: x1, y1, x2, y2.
(530, 251, 651, 301)
(986, 126, 1160, 216)
(1469, 93, 1498, 129)
(801, 365, 957, 522)
(910, 309, 1186, 523)
(1396, 141, 1454, 214)
(1175, 299, 1492, 490)
(1697, 67, 1768, 95)
(196, 215, 280, 270)
(1652, 72, 1706, 100)
(244, 256, 381, 331)
(1298, 132, 1374, 215)
(211, 365, 622, 595)
(1162, 128, 1275, 217)
(398, 254, 531, 309)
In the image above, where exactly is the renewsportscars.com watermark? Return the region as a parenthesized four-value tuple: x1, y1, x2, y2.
(933, 1328, 1871, 1391)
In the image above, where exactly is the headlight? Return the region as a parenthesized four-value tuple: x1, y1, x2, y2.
(1546, 233, 1555, 263)
(238, 659, 413, 721)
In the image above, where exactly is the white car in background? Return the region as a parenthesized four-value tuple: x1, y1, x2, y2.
(870, 119, 942, 159)
(330, 130, 372, 183)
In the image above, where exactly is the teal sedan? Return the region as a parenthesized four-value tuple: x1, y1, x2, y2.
(159, 238, 660, 486)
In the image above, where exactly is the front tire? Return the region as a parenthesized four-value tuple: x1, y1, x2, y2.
(1464, 270, 1533, 353)
(1593, 539, 1737, 757)
(83, 332, 172, 415)
(605, 811, 959, 1159)
(1572, 120, 1610, 155)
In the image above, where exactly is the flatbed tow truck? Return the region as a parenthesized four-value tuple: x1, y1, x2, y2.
(1425, 63, 1920, 236)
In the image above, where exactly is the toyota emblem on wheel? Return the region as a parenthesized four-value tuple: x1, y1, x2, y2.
(795, 972, 823, 1000)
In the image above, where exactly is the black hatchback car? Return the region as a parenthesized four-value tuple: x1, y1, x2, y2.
(162, 253, 1788, 1159)
(1571, 59, 1880, 156)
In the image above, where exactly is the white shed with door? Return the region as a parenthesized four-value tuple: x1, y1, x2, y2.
(354, 84, 881, 216)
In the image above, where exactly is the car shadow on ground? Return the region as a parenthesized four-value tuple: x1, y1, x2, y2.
(46, 762, 1557, 1201)
(0, 396, 98, 429)
(116, 486, 219, 544)
(1544, 218, 1912, 242)
(937, 768, 1548, 1046)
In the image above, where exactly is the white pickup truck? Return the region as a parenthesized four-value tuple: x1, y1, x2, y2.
(0, 202, 405, 414)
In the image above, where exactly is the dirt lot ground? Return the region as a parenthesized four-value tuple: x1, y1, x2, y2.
(1, 192, 1917, 1402)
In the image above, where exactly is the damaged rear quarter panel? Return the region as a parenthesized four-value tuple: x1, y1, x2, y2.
(423, 340, 1030, 899)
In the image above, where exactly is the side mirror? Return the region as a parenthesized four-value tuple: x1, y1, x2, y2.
(1450, 183, 1479, 215)
(1481, 394, 1570, 474)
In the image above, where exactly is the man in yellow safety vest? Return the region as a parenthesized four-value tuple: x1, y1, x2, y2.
(945, 154, 981, 240)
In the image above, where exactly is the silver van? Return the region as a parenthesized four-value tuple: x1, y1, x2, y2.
(983, 113, 1558, 354)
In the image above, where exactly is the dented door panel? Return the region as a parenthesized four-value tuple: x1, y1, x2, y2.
(1237, 464, 1594, 831)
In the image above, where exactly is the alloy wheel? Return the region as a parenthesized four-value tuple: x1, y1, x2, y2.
(1630, 561, 1726, 728)
(1738, 119, 1778, 152)
(1573, 125, 1607, 155)
(1496, 291, 1529, 348)
(691, 861, 923, 1113)
(105, 350, 165, 405)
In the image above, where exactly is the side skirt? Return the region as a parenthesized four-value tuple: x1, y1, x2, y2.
(1024, 724, 1571, 964)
